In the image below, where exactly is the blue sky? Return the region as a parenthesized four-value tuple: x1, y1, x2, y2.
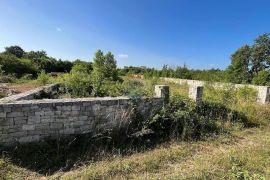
(0, 0, 269, 69)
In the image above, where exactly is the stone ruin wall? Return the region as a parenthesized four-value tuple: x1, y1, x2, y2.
(163, 78, 270, 104)
(0, 85, 166, 145)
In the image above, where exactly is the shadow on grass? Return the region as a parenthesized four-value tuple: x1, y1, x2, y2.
(0, 130, 164, 175)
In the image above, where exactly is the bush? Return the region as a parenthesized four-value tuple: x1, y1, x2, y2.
(122, 80, 146, 98)
(60, 69, 92, 98)
(0, 54, 38, 77)
(142, 95, 248, 140)
(252, 70, 270, 86)
(99, 80, 123, 97)
(0, 74, 16, 83)
(37, 71, 52, 85)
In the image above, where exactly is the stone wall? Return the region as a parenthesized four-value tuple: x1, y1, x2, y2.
(0, 84, 60, 103)
(163, 78, 270, 104)
(0, 96, 164, 145)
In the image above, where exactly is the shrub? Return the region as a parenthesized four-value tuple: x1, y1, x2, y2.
(61, 73, 92, 98)
(252, 70, 270, 86)
(0, 74, 16, 83)
(122, 79, 146, 98)
(0, 54, 38, 77)
(142, 95, 248, 140)
(37, 70, 51, 85)
(99, 80, 123, 97)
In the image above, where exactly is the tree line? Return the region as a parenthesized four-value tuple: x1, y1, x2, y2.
(0, 46, 88, 77)
(120, 33, 270, 86)
(1, 33, 270, 86)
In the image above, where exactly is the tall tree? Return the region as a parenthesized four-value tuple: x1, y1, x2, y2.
(226, 45, 251, 83)
(250, 33, 270, 75)
(4, 45, 24, 58)
(91, 50, 106, 96)
(104, 52, 118, 81)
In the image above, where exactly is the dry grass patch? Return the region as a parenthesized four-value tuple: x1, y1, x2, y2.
(52, 127, 270, 180)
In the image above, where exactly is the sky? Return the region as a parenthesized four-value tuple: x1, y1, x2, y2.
(0, 0, 269, 69)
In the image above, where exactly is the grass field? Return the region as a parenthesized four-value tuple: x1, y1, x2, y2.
(1, 124, 269, 179)
(0, 79, 270, 179)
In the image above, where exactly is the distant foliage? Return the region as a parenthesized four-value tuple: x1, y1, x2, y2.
(4, 45, 25, 58)
(226, 33, 270, 85)
(0, 46, 75, 78)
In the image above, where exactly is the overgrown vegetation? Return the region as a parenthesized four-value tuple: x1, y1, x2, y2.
(1, 33, 270, 86)
(0, 34, 270, 179)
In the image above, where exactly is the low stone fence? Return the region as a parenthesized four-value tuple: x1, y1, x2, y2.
(163, 78, 270, 104)
(0, 84, 60, 103)
(0, 85, 168, 145)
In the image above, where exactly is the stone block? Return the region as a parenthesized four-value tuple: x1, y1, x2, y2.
(188, 85, 204, 104)
(18, 135, 40, 143)
(72, 106, 80, 111)
(50, 122, 63, 129)
(22, 124, 35, 131)
(155, 85, 170, 104)
(7, 112, 24, 118)
(0, 112, 6, 118)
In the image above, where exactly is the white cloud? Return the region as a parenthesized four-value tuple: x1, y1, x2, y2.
(56, 27, 62, 32)
(117, 53, 128, 59)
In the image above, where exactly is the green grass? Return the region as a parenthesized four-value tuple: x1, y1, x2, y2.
(53, 126, 270, 180)
(0, 77, 270, 179)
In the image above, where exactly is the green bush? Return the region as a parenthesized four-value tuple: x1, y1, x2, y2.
(37, 70, 52, 85)
(99, 80, 123, 97)
(0, 54, 38, 77)
(252, 70, 270, 86)
(0, 74, 16, 83)
(142, 95, 248, 140)
(60, 72, 92, 98)
(122, 79, 146, 98)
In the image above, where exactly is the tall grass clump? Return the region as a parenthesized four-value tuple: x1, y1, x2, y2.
(204, 83, 258, 106)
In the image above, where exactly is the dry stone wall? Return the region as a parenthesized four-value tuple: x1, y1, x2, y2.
(0, 84, 60, 103)
(0, 96, 164, 145)
(163, 78, 270, 104)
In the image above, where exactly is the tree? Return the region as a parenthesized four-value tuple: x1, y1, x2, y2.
(26, 50, 47, 60)
(174, 65, 191, 79)
(73, 59, 92, 73)
(161, 65, 174, 77)
(4, 45, 25, 58)
(91, 50, 106, 96)
(104, 52, 118, 81)
(250, 33, 270, 75)
(0, 53, 38, 77)
(226, 45, 251, 84)
(91, 50, 120, 96)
